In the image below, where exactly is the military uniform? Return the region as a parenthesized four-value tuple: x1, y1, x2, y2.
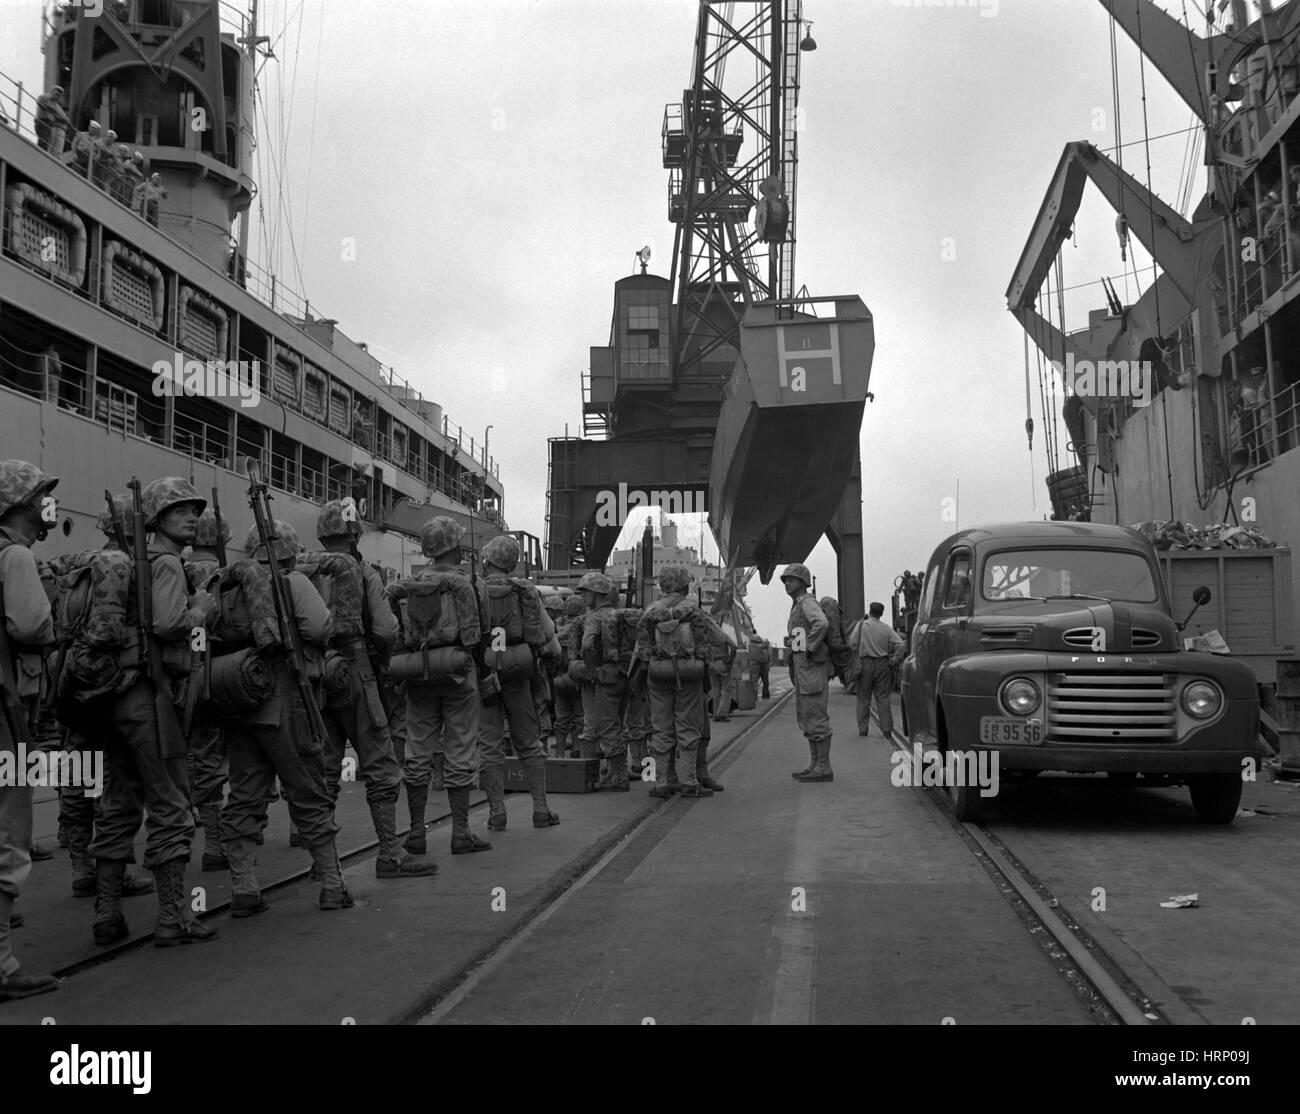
(553, 596, 587, 756)
(784, 565, 833, 782)
(393, 517, 490, 854)
(477, 534, 559, 828)
(183, 510, 230, 872)
(561, 598, 597, 759)
(578, 573, 631, 787)
(0, 461, 60, 1001)
(313, 500, 436, 876)
(748, 636, 773, 698)
(636, 566, 716, 798)
(212, 522, 352, 914)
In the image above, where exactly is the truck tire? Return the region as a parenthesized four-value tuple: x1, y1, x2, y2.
(1187, 773, 1242, 824)
(948, 780, 986, 823)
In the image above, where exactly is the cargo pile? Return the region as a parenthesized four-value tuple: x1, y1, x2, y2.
(1128, 521, 1277, 551)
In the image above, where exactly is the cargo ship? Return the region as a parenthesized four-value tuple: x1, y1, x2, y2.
(0, 0, 503, 576)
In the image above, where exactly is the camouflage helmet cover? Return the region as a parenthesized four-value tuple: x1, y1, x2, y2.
(316, 497, 362, 540)
(0, 460, 59, 518)
(481, 534, 521, 571)
(562, 595, 588, 617)
(96, 493, 131, 538)
(576, 571, 613, 596)
(192, 508, 231, 548)
(780, 562, 812, 587)
(244, 520, 300, 562)
(657, 564, 691, 594)
(420, 516, 463, 558)
(142, 477, 205, 528)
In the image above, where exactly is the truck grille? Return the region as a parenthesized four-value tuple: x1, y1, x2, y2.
(1046, 672, 1176, 742)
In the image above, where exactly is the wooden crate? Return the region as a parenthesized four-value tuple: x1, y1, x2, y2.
(503, 756, 600, 794)
(1160, 548, 1295, 684)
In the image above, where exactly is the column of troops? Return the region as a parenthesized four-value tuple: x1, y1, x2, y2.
(0, 457, 767, 1004)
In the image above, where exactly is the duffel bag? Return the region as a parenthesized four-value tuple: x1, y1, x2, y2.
(485, 642, 534, 680)
(207, 648, 275, 715)
(388, 646, 472, 685)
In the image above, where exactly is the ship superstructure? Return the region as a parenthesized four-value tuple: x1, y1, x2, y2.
(0, 1, 502, 574)
(1008, 0, 1300, 682)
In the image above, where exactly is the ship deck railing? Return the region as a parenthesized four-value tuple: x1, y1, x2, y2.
(0, 68, 499, 485)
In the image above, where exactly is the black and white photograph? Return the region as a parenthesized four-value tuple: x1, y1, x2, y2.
(0, 0, 1294, 1088)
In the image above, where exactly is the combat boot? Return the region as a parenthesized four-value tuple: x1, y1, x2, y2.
(431, 754, 446, 792)
(626, 738, 645, 782)
(226, 837, 267, 918)
(288, 825, 305, 849)
(200, 802, 228, 871)
(449, 786, 492, 853)
(70, 845, 96, 898)
(404, 781, 429, 854)
(523, 756, 560, 826)
(666, 748, 681, 792)
(152, 859, 218, 947)
(123, 868, 155, 897)
(791, 739, 817, 779)
(91, 860, 128, 946)
(601, 752, 629, 792)
(481, 766, 508, 832)
(311, 840, 354, 910)
(678, 782, 714, 798)
(373, 800, 439, 878)
(796, 737, 834, 783)
(696, 740, 724, 793)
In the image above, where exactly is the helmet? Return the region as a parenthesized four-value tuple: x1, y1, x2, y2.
(563, 596, 588, 617)
(192, 508, 231, 548)
(96, 494, 130, 538)
(244, 520, 300, 562)
(779, 562, 812, 588)
(577, 571, 613, 597)
(316, 498, 362, 540)
(481, 534, 521, 571)
(142, 477, 205, 528)
(419, 516, 463, 558)
(541, 593, 564, 616)
(657, 565, 691, 594)
(0, 460, 59, 518)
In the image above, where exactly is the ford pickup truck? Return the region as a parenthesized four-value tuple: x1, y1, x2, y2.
(899, 522, 1261, 823)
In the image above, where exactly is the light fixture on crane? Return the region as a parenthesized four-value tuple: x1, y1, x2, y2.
(636, 245, 652, 274)
(800, 19, 817, 52)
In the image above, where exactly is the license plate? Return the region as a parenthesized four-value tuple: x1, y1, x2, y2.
(979, 716, 1043, 745)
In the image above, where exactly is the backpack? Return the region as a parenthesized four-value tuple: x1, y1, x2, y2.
(394, 570, 478, 649)
(481, 577, 546, 648)
(596, 608, 622, 665)
(651, 603, 697, 660)
(820, 598, 847, 651)
(57, 548, 132, 651)
(298, 551, 364, 641)
(614, 608, 641, 667)
(209, 559, 281, 653)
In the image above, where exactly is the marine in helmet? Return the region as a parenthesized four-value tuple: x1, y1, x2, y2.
(782, 563, 833, 782)
(89, 477, 220, 948)
(311, 499, 435, 877)
(553, 593, 588, 757)
(476, 534, 559, 830)
(635, 565, 718, 798)
(183, 508, 231, 873)
(577, 571, 642, 792)
(214, 516, 353, 913)
(394, 517, 491, 854)
(0, 461, 60, 1001)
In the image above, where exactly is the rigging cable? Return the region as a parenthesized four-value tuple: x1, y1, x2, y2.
(1135, 0, 1178, 521)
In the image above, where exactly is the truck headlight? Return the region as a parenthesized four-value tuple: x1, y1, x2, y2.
(1000, 677, 1041, 716)
(1181, 680, 1222, 719)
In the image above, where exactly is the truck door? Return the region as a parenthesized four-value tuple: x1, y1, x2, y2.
(916, 547, 974, 729)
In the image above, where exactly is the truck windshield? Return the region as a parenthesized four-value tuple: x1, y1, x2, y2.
(982, 549, 1159, 604)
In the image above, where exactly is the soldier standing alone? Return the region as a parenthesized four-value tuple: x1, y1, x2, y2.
(784, 564, 834, 783)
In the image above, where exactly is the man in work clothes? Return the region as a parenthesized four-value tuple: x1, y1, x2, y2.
(855, 602, 906, 738)
(0, 461, 60, 1002)
(783, 563, 833, 783)
(393, 517, 491, 855)
(748, 634, 773, 698)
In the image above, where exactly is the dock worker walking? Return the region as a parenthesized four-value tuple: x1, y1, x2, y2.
(783, 564, 833, 783)
(854, 602, 905, 739)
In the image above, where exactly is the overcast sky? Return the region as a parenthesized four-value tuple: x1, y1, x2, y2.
(3, 0, 1211, 640)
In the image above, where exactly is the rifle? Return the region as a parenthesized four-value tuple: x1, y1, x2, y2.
(126, 478, 187, 761)
(0, 554, 35, 753)
(245, 459, 330, 747)
(210, 487, 228, 567)
(351, 547, 391, 719)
